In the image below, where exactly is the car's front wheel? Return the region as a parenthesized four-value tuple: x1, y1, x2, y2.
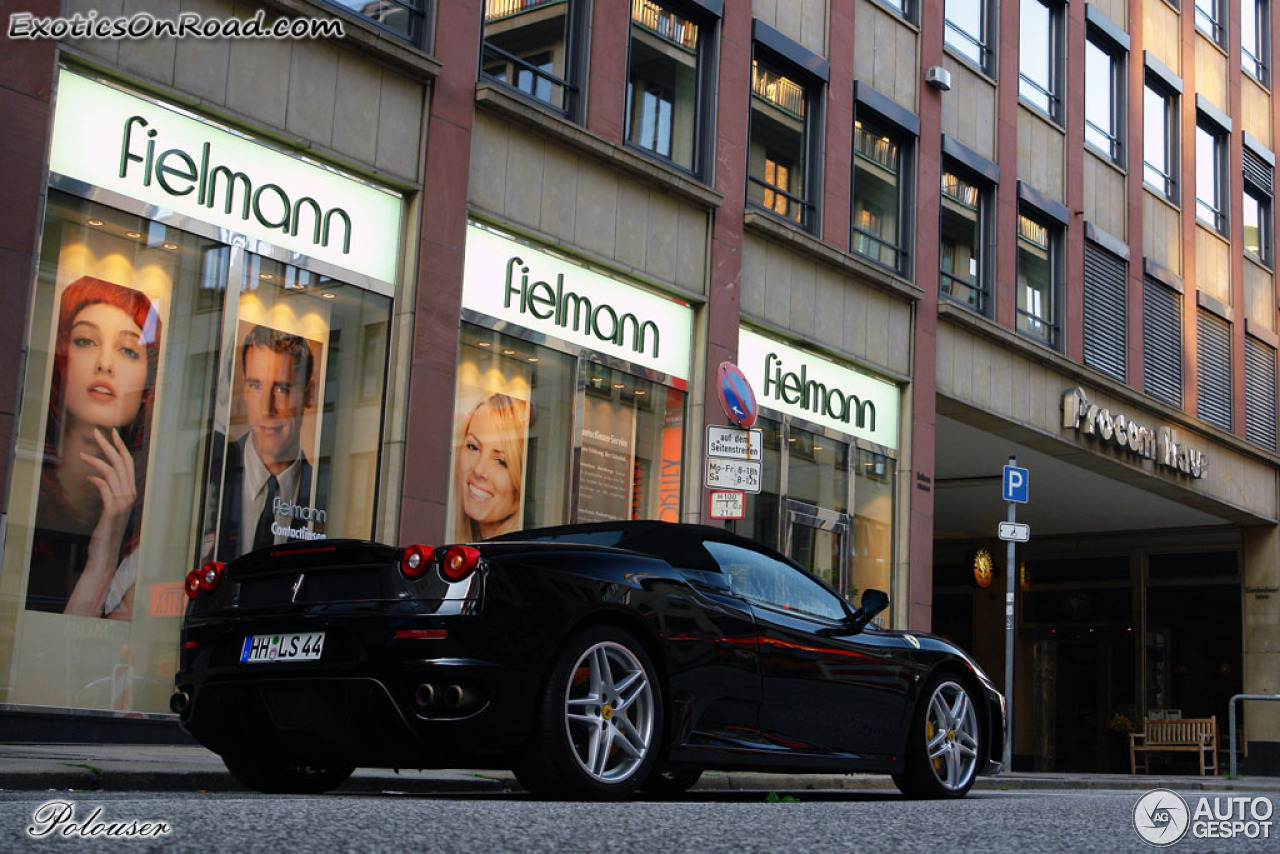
(516, 625, 663, 800)
(221, 751, 354, 795)
(892, 676, 982, 799)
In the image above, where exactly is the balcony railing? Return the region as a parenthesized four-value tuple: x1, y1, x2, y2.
(485, 0, 561, 22)
(631, 0, 698, 50)
(752, 61, 806, 118)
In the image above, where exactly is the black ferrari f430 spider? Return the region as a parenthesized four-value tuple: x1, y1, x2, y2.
(174, 521, 1004, 799)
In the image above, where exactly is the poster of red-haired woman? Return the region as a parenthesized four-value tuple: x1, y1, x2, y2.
(25, 276, 163, 621)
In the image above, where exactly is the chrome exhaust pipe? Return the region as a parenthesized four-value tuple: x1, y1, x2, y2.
(414, 683, 436, 709)
(444, 684, 477, 709)
(169, 691, 191, 715)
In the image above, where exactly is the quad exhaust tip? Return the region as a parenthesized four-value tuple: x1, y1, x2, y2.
(169, 691, 191, 716)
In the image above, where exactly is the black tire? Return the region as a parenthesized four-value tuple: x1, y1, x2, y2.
(892, 675, 983, 799)
(516, 625, 664, 800)
(640, 767, 702, 797)
(221, 751, 355, 795)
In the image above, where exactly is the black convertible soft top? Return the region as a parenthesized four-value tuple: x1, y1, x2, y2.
(487, 520, 798, 575)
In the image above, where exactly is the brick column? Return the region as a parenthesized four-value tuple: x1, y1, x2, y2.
(398, 0, 485, 542)
(697, 0, 753, 524)
(0, 0, 59, 515)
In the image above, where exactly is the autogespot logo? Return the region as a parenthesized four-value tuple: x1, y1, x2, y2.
(1134, 789, 1190, 847)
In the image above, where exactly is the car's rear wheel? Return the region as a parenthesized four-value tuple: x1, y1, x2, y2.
(516, 625, 663, 800)
(640, 767, 702, 797)
(221, 751, 354, 795)
(892, 676, 982, 799)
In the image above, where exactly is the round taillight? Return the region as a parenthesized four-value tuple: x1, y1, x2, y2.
(184, 569, 203, 600)
(401, 544, 435, 579)
(198, 561, 225, 593)
(441, 546, 481, 582)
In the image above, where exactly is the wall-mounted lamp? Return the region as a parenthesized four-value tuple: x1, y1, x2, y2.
(925, 66, 953, 92)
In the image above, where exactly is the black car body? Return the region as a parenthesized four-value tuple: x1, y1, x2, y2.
(175, 521, 1004, 798)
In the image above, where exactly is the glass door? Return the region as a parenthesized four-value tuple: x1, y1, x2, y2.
(783, 499, 852, 601)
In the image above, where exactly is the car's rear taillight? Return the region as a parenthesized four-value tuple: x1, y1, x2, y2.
(441, 546, 481, 582)
(400, 544, 435, 579)
(198, 561, 225, 593)
(184, 570, 202, 600)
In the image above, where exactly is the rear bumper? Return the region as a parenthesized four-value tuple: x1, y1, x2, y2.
(175, 610, 540, 768)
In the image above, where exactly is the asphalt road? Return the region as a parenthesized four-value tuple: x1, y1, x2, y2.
(3, 788, 1277, 852)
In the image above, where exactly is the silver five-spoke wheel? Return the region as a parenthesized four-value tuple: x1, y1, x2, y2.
(563, 641, 656, 783)
(923, 680, 980, 792)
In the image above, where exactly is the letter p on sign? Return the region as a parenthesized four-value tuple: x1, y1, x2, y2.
(1002, 465, 1029, 504)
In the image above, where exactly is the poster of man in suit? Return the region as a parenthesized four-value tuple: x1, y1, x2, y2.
(216, 322, 325, 559)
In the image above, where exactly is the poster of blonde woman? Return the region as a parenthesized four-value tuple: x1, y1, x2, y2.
(449, 387, 532, 542)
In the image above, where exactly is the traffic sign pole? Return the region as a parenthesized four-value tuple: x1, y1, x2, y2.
(1003, 456, 1016, 773)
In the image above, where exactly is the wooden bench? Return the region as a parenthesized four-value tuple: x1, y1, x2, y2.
(1129, 716, 1219, 776)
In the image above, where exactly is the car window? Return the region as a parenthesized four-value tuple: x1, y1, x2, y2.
(703, 541, 847, 622)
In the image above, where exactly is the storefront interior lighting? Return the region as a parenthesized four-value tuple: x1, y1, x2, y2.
(260, 273, 274, 280)
(321, 292, 336, 300)
(477, 341, 491, 348)
(125, 231, 142, 239)
(526, 356, 538, 362)
(87, 219, 104, 227)
(162, 243, 179, 251)
(613, 382, 625, 389)
(502, 349, 516, 356)
(633, 389, 646, 396)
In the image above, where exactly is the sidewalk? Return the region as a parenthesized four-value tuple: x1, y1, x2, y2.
(3, 744, 1280, 795)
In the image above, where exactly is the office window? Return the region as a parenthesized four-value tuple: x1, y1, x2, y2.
(1083, 240, 1128, 382)
(1085, 35, 1124, 163)
(1143, 80, 1177, 201)
(1243, 0, 1269, 83)
(1245, 337, 1278, 451)
(1020, 0, 1063, 121)
(1244, 149, 1274, 266)
(326, 0, 428, 44)
(1194, 0, 1225, 46)
(852, 117, 909, 271)
(878, 0, 914, 22)
(945, 0, 991, 72)
(748, 57, 815, 230)
(1016, 212, 1061, 349)
(1195, 119, 1227, 234)
(1143, 278, 1183, 407)
(482, 0, 581, 115)
(940, 168, 991, 313)
(1197, 309, 1232, 431)
(626, 0, 710, 174)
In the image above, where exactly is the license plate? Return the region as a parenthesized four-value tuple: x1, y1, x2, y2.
(240, 632, 325, 663)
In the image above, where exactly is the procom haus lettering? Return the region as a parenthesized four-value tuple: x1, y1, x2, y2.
(119, 115, 352, 254)
(504, 256, 660, 358)
(762, 352, 876, 431)
(1062, 387, 1207, 478)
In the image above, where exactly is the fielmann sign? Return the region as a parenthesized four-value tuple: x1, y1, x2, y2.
(462, 223, 694, 383)
(47, 69, 402, 284)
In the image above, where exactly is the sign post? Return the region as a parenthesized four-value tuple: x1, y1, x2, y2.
(1001, 458, 1028, 772)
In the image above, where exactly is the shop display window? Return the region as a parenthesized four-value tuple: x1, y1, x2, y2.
(0, 191, 394, 714)
(448, 323, 685, 537)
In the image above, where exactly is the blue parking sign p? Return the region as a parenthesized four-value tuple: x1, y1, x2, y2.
(1002, 465, 1029, 504)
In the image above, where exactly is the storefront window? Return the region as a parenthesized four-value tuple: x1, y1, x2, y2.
(0, 190, 394, 714)
(449, 323, 686, 538)
(853, 448, 894, 597)
(732, 418, 784, 552)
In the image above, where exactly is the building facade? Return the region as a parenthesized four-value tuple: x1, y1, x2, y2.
(0, 0, 1277, 772)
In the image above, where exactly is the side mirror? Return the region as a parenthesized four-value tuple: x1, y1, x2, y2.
(850, 588, 890, 630)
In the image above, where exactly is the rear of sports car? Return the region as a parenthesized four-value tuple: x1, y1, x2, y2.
(173, 540, 538, 781)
